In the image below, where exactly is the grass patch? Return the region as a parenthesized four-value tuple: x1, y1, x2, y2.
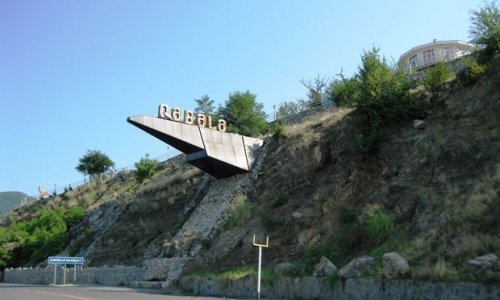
(364, 210, 396, 245)
(225, 200, 252, 230)
(186, 266, 279, 282)
(416, 257, 461, 282)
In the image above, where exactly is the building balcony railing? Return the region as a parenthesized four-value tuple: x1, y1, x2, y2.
(403, 48, 472, 74)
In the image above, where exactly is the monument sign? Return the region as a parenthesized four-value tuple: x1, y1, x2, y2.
(128, 104, 264, 178)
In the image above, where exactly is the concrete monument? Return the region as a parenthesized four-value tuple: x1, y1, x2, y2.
(127, 105, 264, 179)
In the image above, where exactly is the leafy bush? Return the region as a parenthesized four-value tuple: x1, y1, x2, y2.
(329, 77, 361, 107)
(134, 154, 159, 183)
(423, 62, 452, 90)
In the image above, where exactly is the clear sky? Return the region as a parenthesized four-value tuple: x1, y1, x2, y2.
(0, 0, 483, 196)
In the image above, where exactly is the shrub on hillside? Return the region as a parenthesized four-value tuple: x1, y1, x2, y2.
(329, 77, 360, 107)
(329, 48, 419, 152)
(459, 56, 488, 84)
(5, 207, 85, 266)
(135, 154, 158, 183)
(423, 62, 452, 90)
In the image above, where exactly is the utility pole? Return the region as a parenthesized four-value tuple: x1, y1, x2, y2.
(253, 234, 269, 300)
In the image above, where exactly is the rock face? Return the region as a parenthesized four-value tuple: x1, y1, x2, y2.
(338, 256, 375, 279)
(313, 256, 337, 277)
(382, 252, 409, 278)
(466, 253, 498, 273)
(412, 119, 426, 129)
(274, 263, 300, 277)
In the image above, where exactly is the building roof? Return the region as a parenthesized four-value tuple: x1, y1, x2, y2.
(399, 40, 476, 61)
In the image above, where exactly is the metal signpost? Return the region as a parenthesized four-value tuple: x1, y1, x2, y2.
(252, 235, 269, 300)
(47, 256, 85, 285)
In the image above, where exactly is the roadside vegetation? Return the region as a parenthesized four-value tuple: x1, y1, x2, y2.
(0, 206, 84, 267)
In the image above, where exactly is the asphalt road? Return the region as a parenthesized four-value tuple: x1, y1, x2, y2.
(0, 283, 234, 300)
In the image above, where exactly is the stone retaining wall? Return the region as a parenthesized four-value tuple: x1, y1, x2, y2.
(179, 276, 500, 300)
(4, 266, 145, 286)
(6, 268, 500, 299)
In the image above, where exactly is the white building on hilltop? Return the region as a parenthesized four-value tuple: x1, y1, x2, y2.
(398, 40, 476, 73)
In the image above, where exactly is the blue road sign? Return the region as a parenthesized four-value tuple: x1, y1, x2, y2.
(47, 256, 85, 265)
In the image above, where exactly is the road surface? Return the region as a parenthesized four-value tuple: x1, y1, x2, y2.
(0, 283, 234, 300)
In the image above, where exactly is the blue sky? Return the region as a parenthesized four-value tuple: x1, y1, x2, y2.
(0, 0, 482, 196)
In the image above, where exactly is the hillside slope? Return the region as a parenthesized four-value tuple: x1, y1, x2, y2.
(2, 56, 499, 283)
(0, 192, 34, 216)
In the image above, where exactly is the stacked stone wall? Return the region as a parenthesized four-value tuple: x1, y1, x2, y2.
(4, 266, 145, 286)
(179, 276, 500, 300)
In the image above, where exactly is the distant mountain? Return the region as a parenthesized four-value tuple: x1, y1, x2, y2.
(0, 191, 36, 216)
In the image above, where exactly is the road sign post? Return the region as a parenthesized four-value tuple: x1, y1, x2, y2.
(47, 257, 84, 285)
(63, 264, 66, 285)
(252, 235, 269, 300)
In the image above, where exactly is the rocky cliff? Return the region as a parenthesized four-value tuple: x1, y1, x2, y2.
(3, 56, 499, 286)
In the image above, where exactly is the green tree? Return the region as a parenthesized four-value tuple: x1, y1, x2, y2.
(134, 154, 158, 183)
(217, 90, 268, 137)
(470, 1, 500, 62)
(330, 48, 418, 152)
(194, 95, 215, 115)
(76, 150, 114, 180)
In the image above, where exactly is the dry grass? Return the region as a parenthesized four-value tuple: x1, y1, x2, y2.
(417, 257, 460, 282)
(282, 107, 352, 139)
(137, 165, 203, 197)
